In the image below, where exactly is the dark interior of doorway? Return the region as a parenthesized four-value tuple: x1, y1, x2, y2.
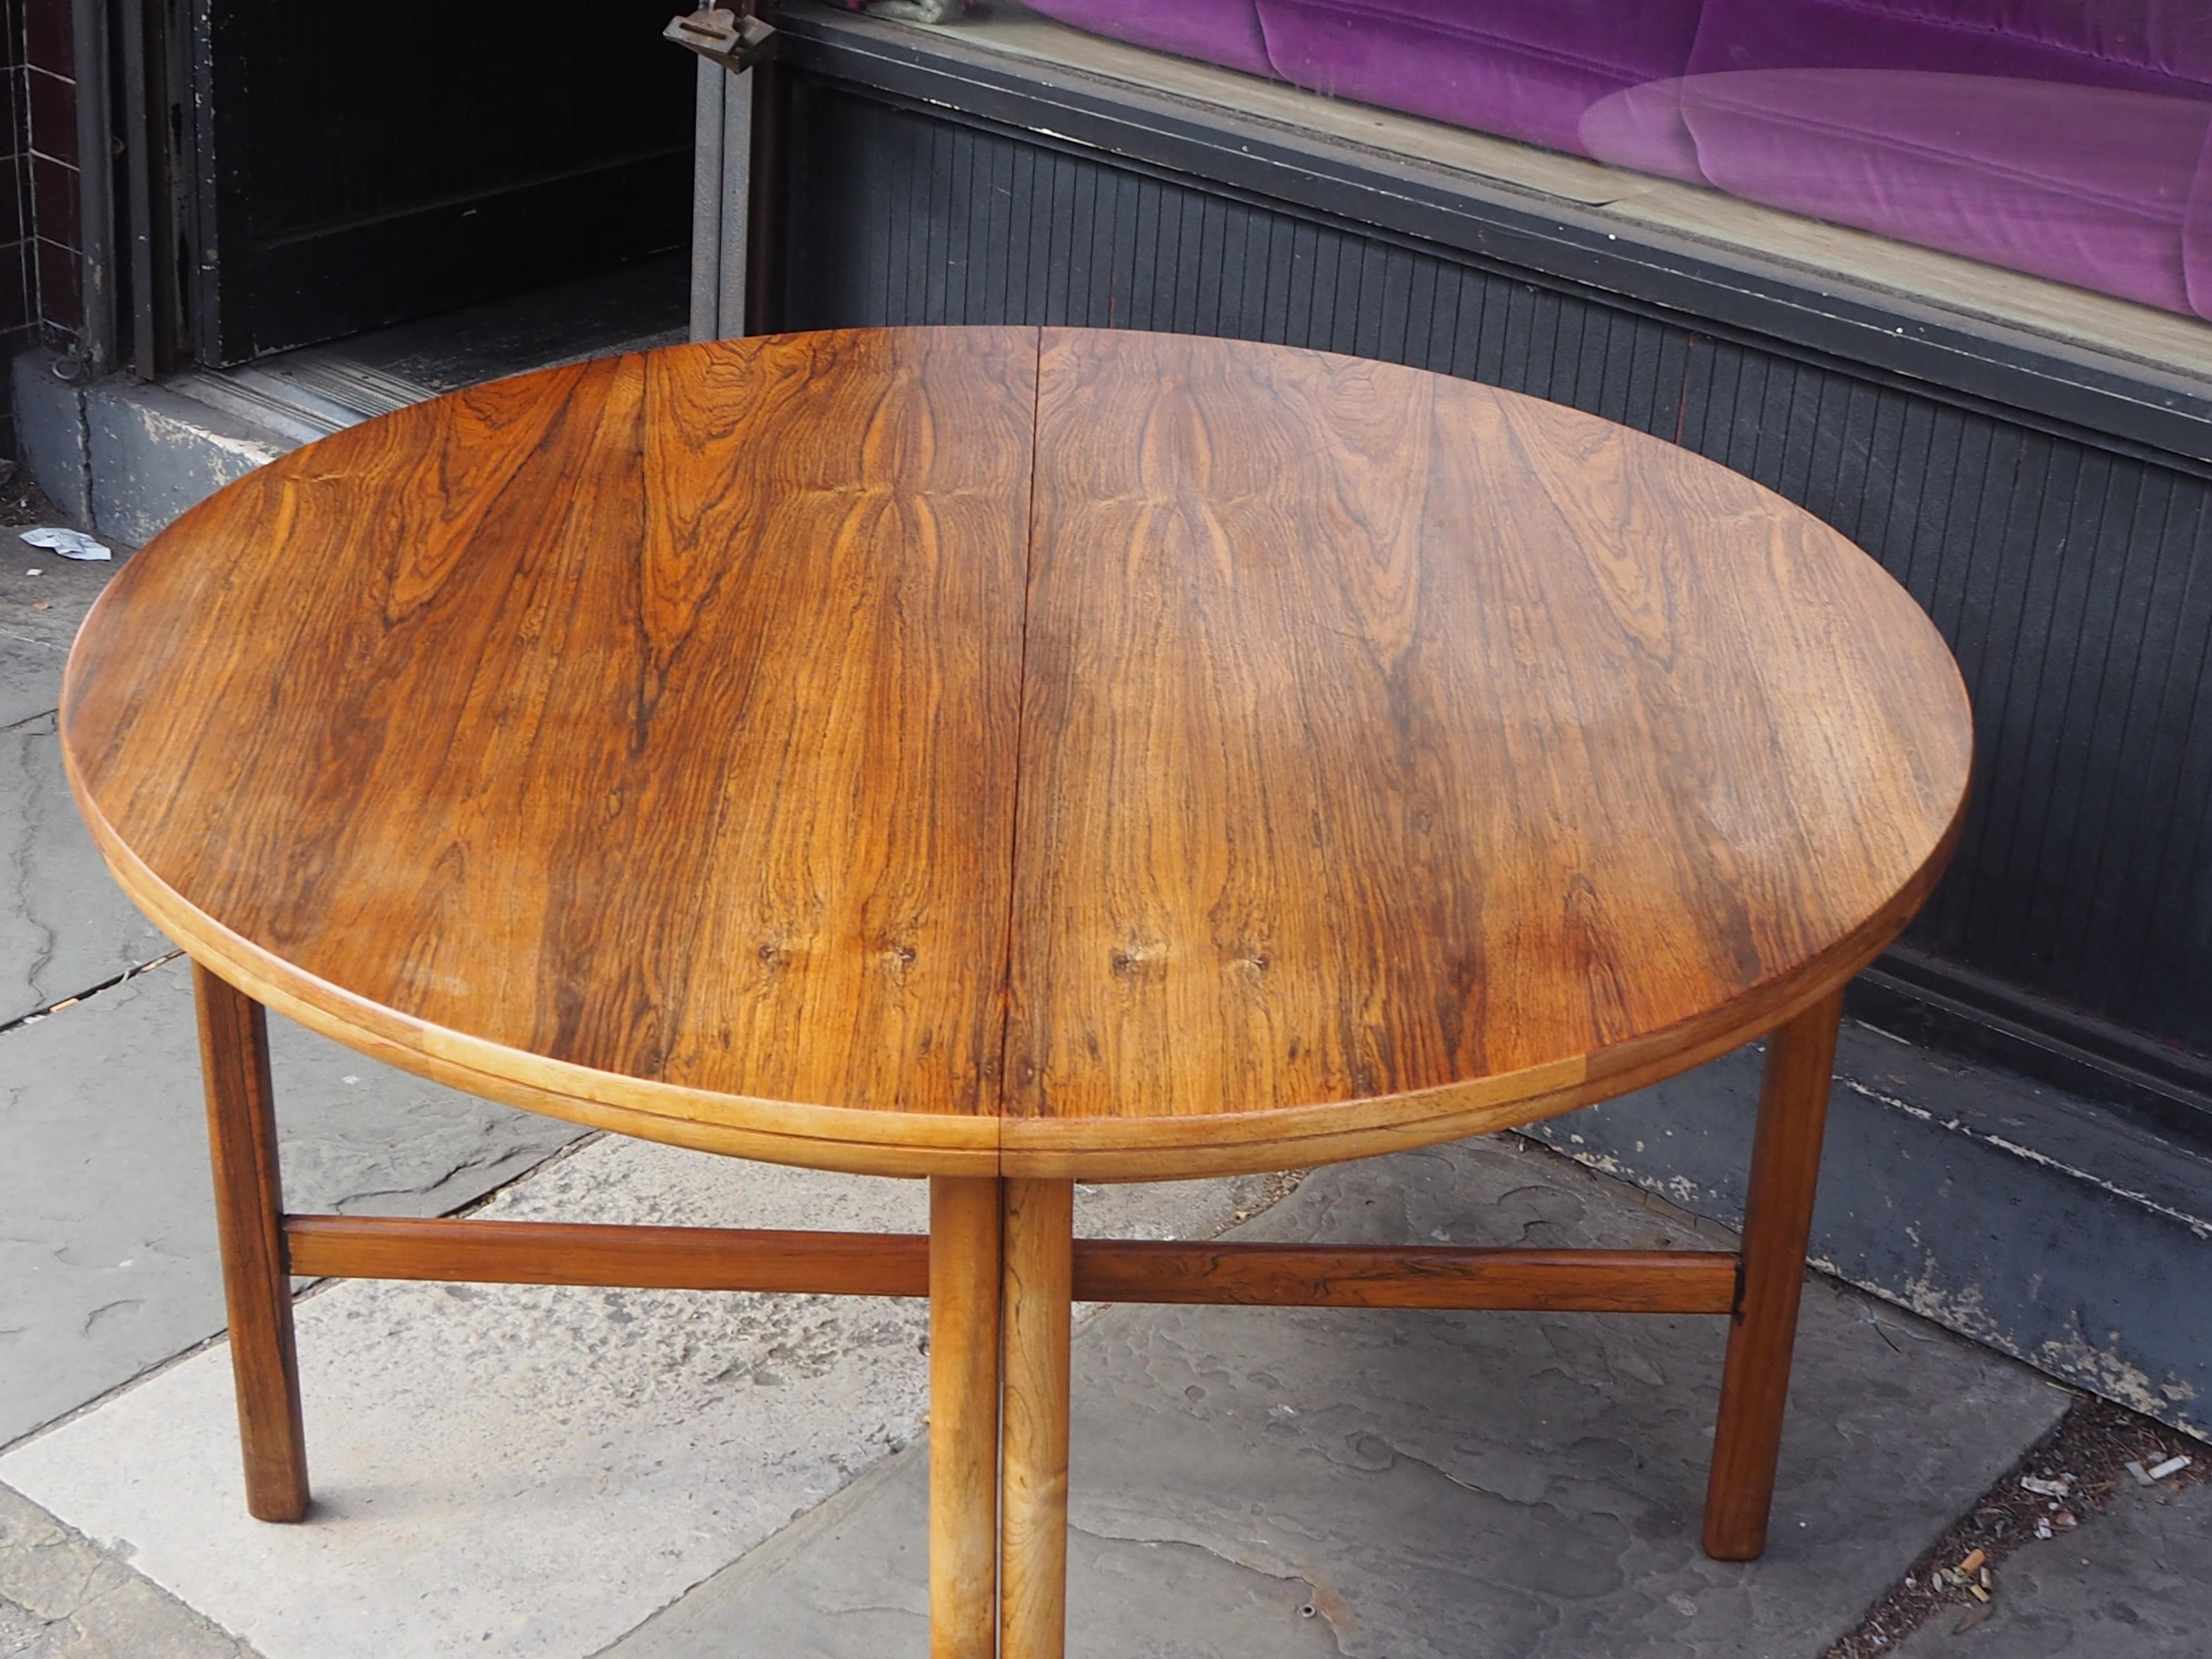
(121, 0, 694, 372)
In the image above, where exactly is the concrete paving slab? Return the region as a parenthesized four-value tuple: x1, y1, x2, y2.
(0, 711, 170, 1023)
(0, 645, 60, 735)
(0, 1482, 255, 1659)
(1891, 1478, 2212, 1658)
(1531, 1027, 2212, 1438)
(0, 1137, 1271, 1659)
(0, 519, 158, 1023)
(610, 1136, 2073, 1659)
(0, 537, 124, 730)
(0, 956, 584, 1446)
(606, 1444, 1342, 1659)
(84, 383, 286, 549)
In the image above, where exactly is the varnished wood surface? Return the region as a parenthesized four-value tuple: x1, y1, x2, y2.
(195, 966, 310, 1522)
(1003, 329, 1968, 1172)
(928, 1177, 1001, 1659)
(283, 1214, 935, 1294)
(66, 328, 1032, 1175)
(1704, 989, 1845, 1559)
(1069, 1242, 1738, 1312)
(63, 327, 1971, 1178)
(999, 1178, 1074, 1659)
(284, 1213, 1738, 1313)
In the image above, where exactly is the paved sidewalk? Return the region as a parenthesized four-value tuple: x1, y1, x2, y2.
(5, 523, 2208, 1658)
(1, 1141, 1277, 1658)
(1, 956, 584, 1446)
(1895, 1479, 2212, 1658)
(604, 1138, 2066, 1659)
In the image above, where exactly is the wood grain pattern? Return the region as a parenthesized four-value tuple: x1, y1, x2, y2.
(65, 329, 1035, 1175)
(929, 1176, 1002, 1659)
(283, 1215, 933, 1294)
(1003, 330, 1970, 1170)
(285, 1214, 1734, 1312)
(62, 328, 1971, 1178)
(195, 965, 310, 1522)
(999, 1178, 1073, 1659)
(1704, 988, 1844, 1560)
(1069, 1242, 1739, 1312)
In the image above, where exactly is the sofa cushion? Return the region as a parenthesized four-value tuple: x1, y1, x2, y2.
(1585, 69, 2207, 315)
(1689, 0, 2212, 98)
(1251, 0, 1704, 156)
(1020, 0, 1277, 81)
(1833, 0, 2212, 82)
(2183, 122, 2212, 317)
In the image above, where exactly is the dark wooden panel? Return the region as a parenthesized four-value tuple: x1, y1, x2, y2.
(774, 77, 2212, 1073)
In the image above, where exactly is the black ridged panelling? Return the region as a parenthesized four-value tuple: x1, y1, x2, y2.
(774, 78, 2212, 1058)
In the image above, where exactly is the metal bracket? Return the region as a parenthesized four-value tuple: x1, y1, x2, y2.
(664, 4, 776, 74)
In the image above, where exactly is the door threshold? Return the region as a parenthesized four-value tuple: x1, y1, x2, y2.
(179, 253, 692, 442)
(16, 256, 689, 545)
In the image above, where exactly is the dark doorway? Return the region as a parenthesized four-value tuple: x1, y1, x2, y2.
(168, 0, 693, 367)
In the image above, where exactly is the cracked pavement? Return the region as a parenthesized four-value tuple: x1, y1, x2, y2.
(0, 1481, 247, 1659)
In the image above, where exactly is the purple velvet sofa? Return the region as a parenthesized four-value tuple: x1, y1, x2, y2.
(1011, 0, 2212, 321)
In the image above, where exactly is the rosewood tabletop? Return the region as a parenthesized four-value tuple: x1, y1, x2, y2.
(61, 327, 1972, 1655)
(60, 326, 1972, 1181)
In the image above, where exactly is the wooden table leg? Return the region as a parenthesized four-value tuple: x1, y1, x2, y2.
(1000, 1178, 1074, 1659)
(928, 1176, 1002, 1659)
(1703, 987, 1844, 1560)
(193, 964, 310, 1522)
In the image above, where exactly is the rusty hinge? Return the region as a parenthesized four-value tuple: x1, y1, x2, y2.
(664, 4, 776, 74)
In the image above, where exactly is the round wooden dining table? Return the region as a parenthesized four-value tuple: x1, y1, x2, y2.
(61, 326, 1971, 1659)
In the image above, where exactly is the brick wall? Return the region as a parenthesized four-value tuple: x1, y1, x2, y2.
(0, 0, 84, 456)
(21, 0, 75, 349)
(0, 0, 28, 454)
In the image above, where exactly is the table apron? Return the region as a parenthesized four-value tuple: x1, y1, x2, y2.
(281, 1215, 1743, 1315)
